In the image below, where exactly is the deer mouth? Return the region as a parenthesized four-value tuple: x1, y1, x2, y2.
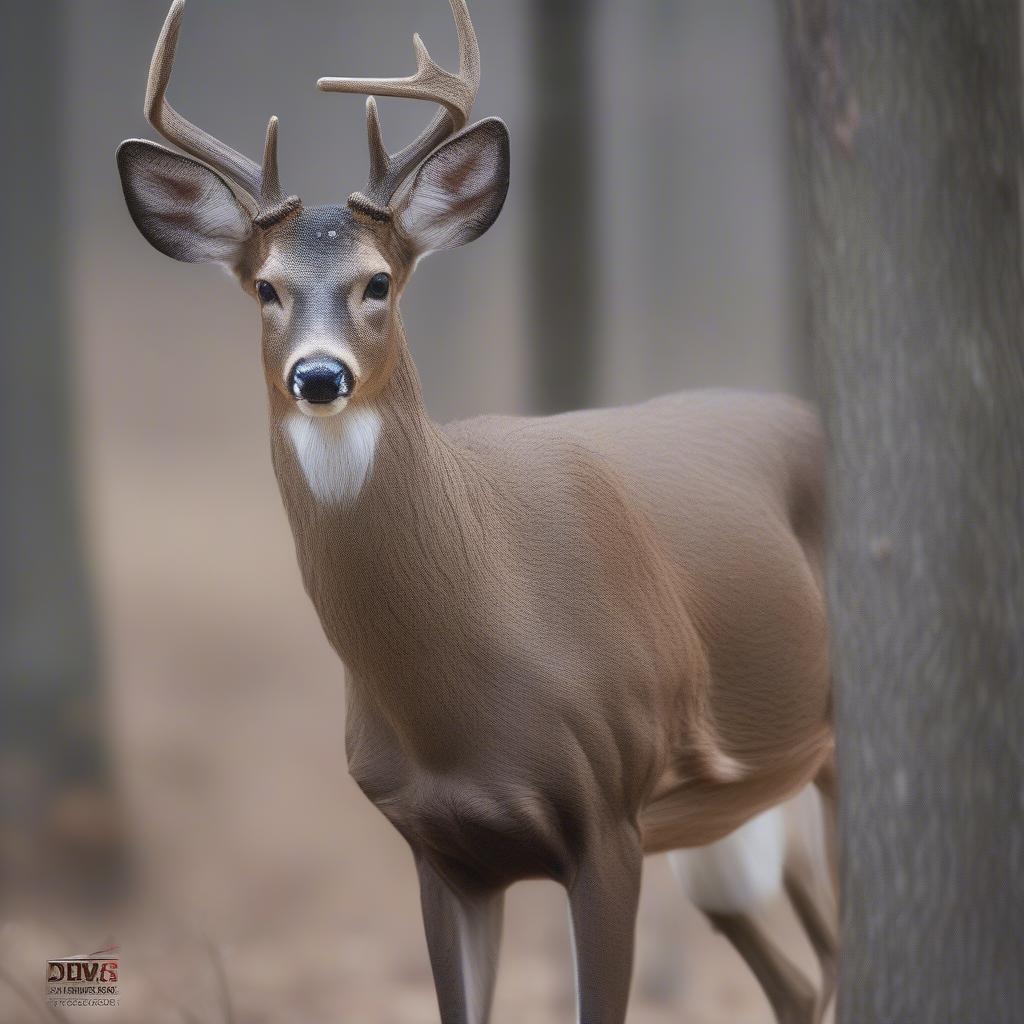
(295, 395, 351, 419)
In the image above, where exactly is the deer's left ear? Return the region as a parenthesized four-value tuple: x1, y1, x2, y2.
(116, 139, 254, 270)
(394, 118, 510, 258)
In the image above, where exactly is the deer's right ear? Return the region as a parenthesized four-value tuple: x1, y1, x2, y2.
(393, 118, 511, 259)
(116, 140, 254, 269)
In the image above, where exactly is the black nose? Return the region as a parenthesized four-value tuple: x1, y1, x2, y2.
(289, 358, 353, 404)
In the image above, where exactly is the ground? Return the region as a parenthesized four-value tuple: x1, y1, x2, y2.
(1, 414, 827, 1024)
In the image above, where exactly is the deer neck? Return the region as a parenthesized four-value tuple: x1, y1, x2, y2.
(269, 339, 501, 745)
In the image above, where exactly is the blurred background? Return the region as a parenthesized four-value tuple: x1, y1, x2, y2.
(1, 1, 817, 1021)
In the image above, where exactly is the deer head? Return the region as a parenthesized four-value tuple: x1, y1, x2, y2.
(117, 0, 509, 420)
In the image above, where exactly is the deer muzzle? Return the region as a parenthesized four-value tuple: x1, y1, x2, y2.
(289, 357, 354, 406)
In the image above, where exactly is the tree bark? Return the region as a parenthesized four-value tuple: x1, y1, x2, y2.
(0, 0, 121, 904)
(527, 0, 598, 413)
(781, 2, 1024, 1021)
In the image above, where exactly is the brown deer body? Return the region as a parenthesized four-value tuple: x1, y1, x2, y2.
(117, 3, 836, 1021)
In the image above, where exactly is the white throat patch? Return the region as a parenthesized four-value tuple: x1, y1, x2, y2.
(285, 405, 382, 506)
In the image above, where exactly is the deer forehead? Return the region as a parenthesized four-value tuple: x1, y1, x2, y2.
(257, 206, 395, 285)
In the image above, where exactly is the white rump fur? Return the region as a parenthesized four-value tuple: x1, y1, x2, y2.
(286, 406, 382, 506)
(669, 786, 827, 915)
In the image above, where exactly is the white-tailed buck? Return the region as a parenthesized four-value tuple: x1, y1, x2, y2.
(117, 2, 837, 1021)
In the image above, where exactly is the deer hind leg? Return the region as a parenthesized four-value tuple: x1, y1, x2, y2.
(669, 807, 818, 1024)
(416, 858, 505, 1024)
(703, 909, 819, 1024)
(784, 768, 840, 1019)
(812, 755, 839, 899)
(784, 865, 837, 1023)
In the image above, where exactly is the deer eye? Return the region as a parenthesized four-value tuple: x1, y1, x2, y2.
(364, 272, 390, 301)
(256, 279, 279, 304)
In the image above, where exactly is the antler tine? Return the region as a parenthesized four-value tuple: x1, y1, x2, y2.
(260, 116, 283, 206)
(364, 98, 390, 188)
(318, 0, 481, 207)
(145, 0, 294, 217)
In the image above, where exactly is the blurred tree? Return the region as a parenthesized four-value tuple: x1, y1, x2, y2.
(0, 0, 122, 904)
(782, 1, 1024, 1021)
(527, 0, 598, 413)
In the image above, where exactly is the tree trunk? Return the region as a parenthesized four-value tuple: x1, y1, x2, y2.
(527, 0, 598, 413)
(781, 2, 1024, 1021)
(0, 0, 121, 904)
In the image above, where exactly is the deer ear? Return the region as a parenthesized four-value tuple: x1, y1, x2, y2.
(116, 139, 254, 269)
(394, 118, 510, 259)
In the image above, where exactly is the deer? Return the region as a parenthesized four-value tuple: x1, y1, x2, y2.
(116, 2, 838, 1021)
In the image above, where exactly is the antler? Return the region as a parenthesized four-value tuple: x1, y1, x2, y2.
(145, 0, 298, 221)
(317, 0, 481, 210)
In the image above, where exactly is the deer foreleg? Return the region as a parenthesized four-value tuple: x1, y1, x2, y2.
(566, 829, 643, 1024)
(417, 859, 505, 1024)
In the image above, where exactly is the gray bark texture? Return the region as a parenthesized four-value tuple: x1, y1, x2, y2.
(528, 0, 598, 413)
(0, 0, 121, 903)
(781, 2, 1024, 1021)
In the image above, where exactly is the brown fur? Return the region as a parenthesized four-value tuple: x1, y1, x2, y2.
(270, 341, 832, 879)
(117, 3, 834, 1020)
(272, 346, 832, 1022)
